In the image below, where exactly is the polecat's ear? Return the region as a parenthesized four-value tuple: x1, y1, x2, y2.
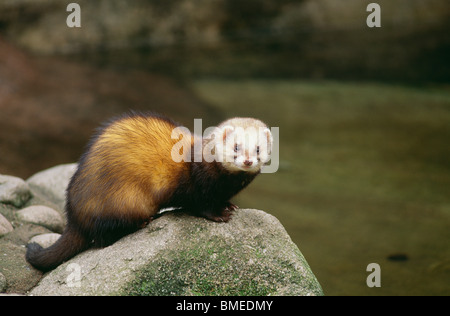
(263, 128, 273, 154)
(221, 125, 235, 142)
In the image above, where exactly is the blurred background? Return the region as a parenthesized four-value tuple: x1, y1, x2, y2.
(0, 0, 449, 295)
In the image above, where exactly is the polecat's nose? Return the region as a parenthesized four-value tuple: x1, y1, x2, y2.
(244, 160, 253, 166)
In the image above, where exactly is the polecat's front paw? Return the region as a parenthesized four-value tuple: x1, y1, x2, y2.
(224, 202, 238, 211)
(203, 207, 234, 223)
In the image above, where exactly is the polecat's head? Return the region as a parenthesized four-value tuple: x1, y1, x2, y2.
(209, 118, 273, 173)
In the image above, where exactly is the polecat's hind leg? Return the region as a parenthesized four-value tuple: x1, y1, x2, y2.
(92, 216, 152, 247)
(140, 217, 154, 228)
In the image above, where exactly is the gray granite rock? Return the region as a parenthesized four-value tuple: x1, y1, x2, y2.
(16, 205, 64, 233)
(30, 209, 323, 296)
(0, 175, 32, 208)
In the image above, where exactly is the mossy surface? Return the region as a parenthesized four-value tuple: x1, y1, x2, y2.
(124, 231, 322, 296)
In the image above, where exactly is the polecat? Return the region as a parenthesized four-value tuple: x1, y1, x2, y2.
(26, 112, 272, 271)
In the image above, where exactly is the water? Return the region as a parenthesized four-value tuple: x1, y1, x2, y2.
(190, 79, 450, 295)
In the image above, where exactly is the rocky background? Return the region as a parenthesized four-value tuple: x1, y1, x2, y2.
(1, 0, 449, 81)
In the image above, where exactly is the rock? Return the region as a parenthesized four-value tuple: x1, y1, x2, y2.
(26, 164, 77, 211)
(16, 206, 64, 233)
(0, 272, 6, 292)
(0, 213, 14, 237)
(30, 209, 323, 296)
(0, 175, 32, 208)
(29, 233, 61, 248)
(0, 241, 42, 293)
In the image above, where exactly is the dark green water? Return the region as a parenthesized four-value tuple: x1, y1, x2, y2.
(190, 79, 450, 295)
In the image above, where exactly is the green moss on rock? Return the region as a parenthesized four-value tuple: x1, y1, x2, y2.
(124, 227, 322, 296)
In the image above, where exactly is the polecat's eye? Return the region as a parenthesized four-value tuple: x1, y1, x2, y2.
(256, 146, 260, 154)
(234, 144, 239, 152)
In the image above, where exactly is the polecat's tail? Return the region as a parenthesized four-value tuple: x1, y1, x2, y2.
(26, 226, 89, 272)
